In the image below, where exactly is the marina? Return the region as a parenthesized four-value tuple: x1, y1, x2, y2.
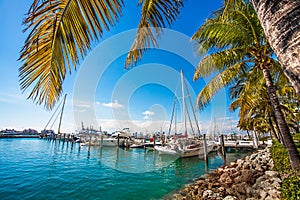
(0, 0, 299, 199)
(0, 138, 252, 200)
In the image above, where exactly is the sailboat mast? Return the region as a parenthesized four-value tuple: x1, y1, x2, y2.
(168, 97, 177, 135)
(184, 77, 201, 136)
(180, 70, 187, 135)
(174, 97, 177, 135)
(58, 94, 67, 134)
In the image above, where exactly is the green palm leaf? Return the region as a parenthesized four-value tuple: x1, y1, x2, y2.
(196, 62, 247, 110)
(125, 0, 183, 67)
(19, 0, 124, 109)
(193, 48, 252, 79)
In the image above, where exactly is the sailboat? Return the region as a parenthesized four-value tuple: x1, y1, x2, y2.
(154, 70, 215, 158)
(40, 94, 68, 139)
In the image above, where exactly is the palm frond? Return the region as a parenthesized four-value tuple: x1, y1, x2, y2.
(193, 48, 252, 80)
(192, 0, 261, 56)
(192, 20, 250, 55)
(19, 0, 124, 109)
(125, 0, 183, 67)
(196, 62, 246, 110)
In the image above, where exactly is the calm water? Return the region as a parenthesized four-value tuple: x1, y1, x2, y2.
(0, 138, 250, 200)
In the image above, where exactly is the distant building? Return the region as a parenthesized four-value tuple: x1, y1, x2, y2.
(1, 129, 18, 134)
(22, 128, 38, 134)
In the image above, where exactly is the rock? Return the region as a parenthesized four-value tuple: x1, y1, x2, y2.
(242, 163, 250, 169)
(234, 170, 254, 184)
(226, 188, 237, 196)
(197, 188, 204, 196)
(192, 190, 198, 197)
(202, 189, 214, 199)
(229, 161, 238, 168)
(253, 176, 265, 187)
(267, 188, 281, 198)
(255, 166, 264, 172)
(245, 185, 252, 196)
(270, 177, 282, 184)
(179, 191, 187, 196)
(217, 186, 226, 197)
(265, 170, 279, 177)
(260, 190, 267, 199)
(265, 196, 280, 200)
(231, 182, 248, 194)
(220, 173, 233, 187)
(223, 196, 237, 200)
(249, 153, 257, 160)
(270, 180, 281, 190)
(171, 147, 282, 200)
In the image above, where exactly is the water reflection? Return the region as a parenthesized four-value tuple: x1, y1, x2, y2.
(44, 140, 252, 175)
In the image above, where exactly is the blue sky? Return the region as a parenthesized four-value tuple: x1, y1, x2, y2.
(0, 0, 240, 134)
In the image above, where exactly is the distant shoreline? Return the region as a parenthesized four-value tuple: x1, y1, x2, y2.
(0, 135, 40, 138)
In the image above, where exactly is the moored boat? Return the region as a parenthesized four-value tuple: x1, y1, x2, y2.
(155, 138, 215, 158)
(155, 70, 215, 158)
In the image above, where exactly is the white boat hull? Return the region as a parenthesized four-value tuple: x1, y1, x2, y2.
(100, 138, 128, 147)
(155, 143, 215, 158)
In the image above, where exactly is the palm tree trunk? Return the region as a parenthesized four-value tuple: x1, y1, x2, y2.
(270, 107, 284, 145)
(268, 113, 280, 142)
(251, 0, 300, 95)
(262, 67, 300, 170)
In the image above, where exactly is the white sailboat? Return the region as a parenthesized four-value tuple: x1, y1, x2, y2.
(155, 70, 215, 158)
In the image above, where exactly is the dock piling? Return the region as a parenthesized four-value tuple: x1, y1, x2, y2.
(203, 134, 208, 161)
(219, 135, 226, 156)
(117, 134, 120, 147)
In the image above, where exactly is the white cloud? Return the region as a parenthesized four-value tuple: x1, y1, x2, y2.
(101, 100, 123, 109)
(142, 110, 155, 116)
(143, 115, 150, 120)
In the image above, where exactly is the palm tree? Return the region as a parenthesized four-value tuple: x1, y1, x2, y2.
(19, 0, 183, 109)
(192, 0, 300, 169)
(229, 76, 283, 142)
(250, 0, 300, 95)
(229, 62, 300, 142)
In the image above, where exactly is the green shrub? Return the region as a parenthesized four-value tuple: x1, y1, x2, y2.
(270, 141, 292, 173)
(292, 133, 300, 150)
(292, 133, 300, 141)
(281, 175, 300, 200)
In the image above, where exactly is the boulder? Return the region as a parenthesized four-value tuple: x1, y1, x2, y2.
(202, 189, 214, 199)
(242, 163, 250, 170)
(223, 195, 237, 200)
(231, 182, 248, 194)
(249, 153, 257, 161)
(234, 169, 254, 184)
(267, 188, 281, 199)
(260, 190, 268, 199)
(220, 173, 233, 187)
(265, 170, 279, 177)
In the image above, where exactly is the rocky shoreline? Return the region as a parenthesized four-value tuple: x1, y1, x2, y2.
(169, 147, 286, 200)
